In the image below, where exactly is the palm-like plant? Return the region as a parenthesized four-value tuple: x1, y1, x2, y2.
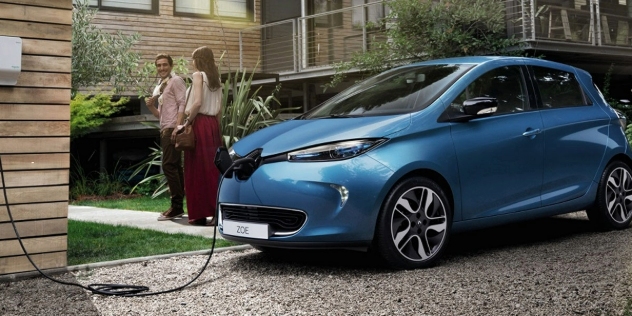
(221, 65, 286, 148)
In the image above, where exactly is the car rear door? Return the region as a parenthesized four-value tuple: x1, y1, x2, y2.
(528, 65, 610, 206)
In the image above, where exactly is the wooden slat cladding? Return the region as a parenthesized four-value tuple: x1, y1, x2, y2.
(0, 138, 69, 154)
(0, 0, 72, 9)
(22, 39, 72, 57)
(0, 202, 67, 222)
(0, 0, 71, 275)
(0, 186, 68, 205)
(0, 20, 71, 41)
(1, 236, 67, 257)
(0, 3, 72, 25)
(16, 72, 72, 89)
(0, 218, 67, 239)
(90, 0, 264, 90)
(0, 121, 69, 137)
(0, 105, 70, 121)
(0, 170, 69, 188)
(0, 88, 70, 104)
(0, 154, 70, 170)
(21, 56, 72, 73)
(0, 252, 66, 275)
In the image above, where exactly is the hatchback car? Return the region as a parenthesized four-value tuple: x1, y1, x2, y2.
(214, 56, 632, 269)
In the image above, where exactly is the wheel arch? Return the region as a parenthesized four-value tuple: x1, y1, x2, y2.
(379, 168, 455, 219)
(609, 153, 632, 170)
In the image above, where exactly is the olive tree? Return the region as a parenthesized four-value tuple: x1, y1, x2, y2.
(70, 0, 141, 139)
(72, 0, 140, 94)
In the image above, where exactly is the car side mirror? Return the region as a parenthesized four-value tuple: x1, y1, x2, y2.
(462, 97, 498, 116)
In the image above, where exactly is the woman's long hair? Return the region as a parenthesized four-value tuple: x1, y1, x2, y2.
(192, 46, 221, 90)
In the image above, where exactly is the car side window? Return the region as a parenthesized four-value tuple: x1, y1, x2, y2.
(449, 66, 529, 116)
(532, 66, 587, 108)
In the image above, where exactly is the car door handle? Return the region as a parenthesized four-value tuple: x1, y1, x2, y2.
(522, 129, 541, 137)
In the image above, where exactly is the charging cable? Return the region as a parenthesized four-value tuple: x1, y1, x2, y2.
(0, 154, 229, 297)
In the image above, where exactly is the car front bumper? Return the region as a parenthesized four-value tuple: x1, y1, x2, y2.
(217, 154, 394, 245)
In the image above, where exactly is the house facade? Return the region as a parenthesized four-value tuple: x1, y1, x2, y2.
(83, 0, 632, 175)
(0, 0, 72, 275)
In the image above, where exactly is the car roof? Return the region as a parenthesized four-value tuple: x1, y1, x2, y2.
(408, 56, 580, 70)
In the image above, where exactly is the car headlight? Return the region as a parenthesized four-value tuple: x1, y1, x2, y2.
(287, 139, 386, 162)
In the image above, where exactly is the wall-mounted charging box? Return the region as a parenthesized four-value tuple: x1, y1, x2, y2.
(0, 36, 22, 86)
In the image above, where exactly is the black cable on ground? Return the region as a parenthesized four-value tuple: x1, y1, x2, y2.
(0, 154, 220, 297)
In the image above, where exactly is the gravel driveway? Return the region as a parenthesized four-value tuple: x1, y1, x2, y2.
(2, 212, 632, 316)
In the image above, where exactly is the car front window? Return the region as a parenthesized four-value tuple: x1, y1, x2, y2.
(302, 64, 473, 119)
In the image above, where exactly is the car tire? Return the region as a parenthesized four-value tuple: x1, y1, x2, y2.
(374, 176, 452, 269)
(586, 161, 632, 230)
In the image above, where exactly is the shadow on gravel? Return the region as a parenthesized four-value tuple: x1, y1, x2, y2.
(231, 212, 600, 273)
(445, 212, 597, 258)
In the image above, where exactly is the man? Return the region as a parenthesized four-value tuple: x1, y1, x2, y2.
(145, 54, 187, 221)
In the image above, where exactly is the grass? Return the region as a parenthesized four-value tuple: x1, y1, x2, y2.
(68, 195, 236, 265)
(72, 195, 177, 213)
(67, 220, 238, 266)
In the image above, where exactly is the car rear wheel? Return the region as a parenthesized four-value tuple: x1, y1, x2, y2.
(586, 161, 632, 230)
(374, 177, 451, 269)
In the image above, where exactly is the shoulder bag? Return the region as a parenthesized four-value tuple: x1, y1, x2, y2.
(175, 86, 195, 151)
(175, 120, 195, 151)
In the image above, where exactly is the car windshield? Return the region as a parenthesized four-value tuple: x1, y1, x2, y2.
(302, 64, 473, 119)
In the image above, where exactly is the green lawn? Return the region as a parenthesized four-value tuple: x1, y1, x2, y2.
(67, 220, 238, 265)
(69, 195, 237, 265)
(72, 195, 177, 213)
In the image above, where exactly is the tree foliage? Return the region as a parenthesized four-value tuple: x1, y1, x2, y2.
(328, 0, 521, 87)
(72, 0, 140, 93)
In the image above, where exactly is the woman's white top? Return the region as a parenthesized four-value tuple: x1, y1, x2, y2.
(185, 71, 222, 116)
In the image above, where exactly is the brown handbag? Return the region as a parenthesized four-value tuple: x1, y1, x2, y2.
(175, 120, 195, 151)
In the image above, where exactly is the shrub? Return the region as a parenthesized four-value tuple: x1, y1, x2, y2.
(70, 93, 128, 139)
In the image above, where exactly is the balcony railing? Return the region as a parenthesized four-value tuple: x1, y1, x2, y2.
(239, 1, 389, 74)
(515, 0, 632, 46)
(239, 0, 632, 76)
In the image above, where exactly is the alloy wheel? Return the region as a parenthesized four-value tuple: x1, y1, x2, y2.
(606, 167, 632, 223)
(390, 186, 447, 261)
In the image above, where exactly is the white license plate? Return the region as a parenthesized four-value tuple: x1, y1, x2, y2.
(222, 220, 270, 239)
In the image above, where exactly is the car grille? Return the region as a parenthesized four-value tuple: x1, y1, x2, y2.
(220, 204, 307, 235)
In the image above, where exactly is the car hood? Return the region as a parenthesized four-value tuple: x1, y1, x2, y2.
(232, 115, 411, 157)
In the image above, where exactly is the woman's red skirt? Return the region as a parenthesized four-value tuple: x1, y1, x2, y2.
(184, 114, 222, 221)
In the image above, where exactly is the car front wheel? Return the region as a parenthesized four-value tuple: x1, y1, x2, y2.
(586, 161, 632, 230)
(374, 177, 451, 269)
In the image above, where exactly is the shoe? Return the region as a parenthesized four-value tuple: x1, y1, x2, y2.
(208, 217, 217, 227)
(188, 218, 208, 226)
(158, 208, 184, 221)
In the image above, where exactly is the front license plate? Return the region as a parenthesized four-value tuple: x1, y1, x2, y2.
(223, 220, 270, 239)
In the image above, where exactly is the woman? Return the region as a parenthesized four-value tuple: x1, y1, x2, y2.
(182, 46, 223, 226)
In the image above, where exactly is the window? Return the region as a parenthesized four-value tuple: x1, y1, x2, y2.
(352, 0, 388, 27)
(175, 0, 254, 20)
(303, 64, 472, 118)
(78, 0, 158, 14)
(312, 0, 342, 27)
(531, 66, 587, 108)
(449, 66, 530, 116)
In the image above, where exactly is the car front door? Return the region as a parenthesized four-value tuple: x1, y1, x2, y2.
(446, 65, 545, 220)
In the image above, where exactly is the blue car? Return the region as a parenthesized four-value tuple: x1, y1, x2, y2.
(214, 56, 632, 269)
